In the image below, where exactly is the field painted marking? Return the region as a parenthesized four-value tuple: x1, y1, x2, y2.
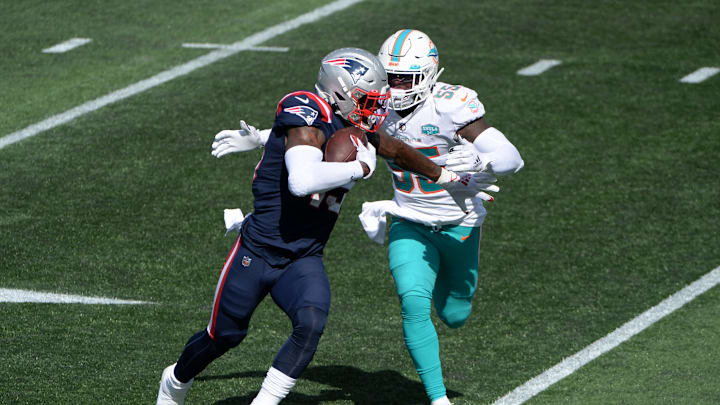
(42, 38, 92, 54)
(517, 59, 562, 76)
(492, 264, 720, 405)
(0, 0, 363, 150)
(183, 43, 289, 52)
(679, 67, 720, 83)
(0, 288, 151, 305)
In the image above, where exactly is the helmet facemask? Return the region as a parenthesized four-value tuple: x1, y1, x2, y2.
(386, 66, 443, 110)
(346, 87, 390, 132)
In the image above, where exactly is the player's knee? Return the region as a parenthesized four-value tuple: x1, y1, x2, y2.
(438, 307, 471, 329)
(400, 293, 432, 323)
(292, 306, 327, 345)
(212, 331, 246, 350)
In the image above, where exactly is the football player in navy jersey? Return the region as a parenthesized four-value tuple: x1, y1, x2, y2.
(157, 48, 488, 405)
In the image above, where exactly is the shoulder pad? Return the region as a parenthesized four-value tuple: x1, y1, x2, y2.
(276, 91, 333, 127)
(432, 83, 480, 112)
(431, 83, 485, 129)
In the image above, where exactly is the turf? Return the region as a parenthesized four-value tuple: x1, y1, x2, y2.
(1, 0, 719, 404)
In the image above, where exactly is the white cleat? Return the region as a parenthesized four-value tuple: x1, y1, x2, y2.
(156, 363, 194, 405)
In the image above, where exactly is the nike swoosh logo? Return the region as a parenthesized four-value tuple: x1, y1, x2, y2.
(460, 94, 469, 102)
(295, 96, 310, 104)
(460, 234, 471, 241)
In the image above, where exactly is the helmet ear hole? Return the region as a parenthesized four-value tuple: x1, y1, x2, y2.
(333, 91, 346, 101)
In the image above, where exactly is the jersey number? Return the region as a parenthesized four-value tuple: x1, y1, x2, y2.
(389, 147, 443, 194)
(434, 84, 461, 99)
(309, 188, 347, 214)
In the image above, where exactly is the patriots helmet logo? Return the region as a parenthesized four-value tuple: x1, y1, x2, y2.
(324, 58, 369, 84)
(284, 106, 319, 126)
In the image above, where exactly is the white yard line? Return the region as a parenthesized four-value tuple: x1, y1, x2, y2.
(0, 288, 151, 305)
(183, 43, 289, 52)
(517, 59, 562, 76)
(492, 265, 720, 405)
(42, 38, 92, 53)
(0, 0, 363, 150)
(679, 67, 720, 83)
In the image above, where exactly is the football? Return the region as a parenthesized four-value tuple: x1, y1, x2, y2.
(323, 126, 368, 162)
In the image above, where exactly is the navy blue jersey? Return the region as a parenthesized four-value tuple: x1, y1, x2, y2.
(241, 91, 349, 267)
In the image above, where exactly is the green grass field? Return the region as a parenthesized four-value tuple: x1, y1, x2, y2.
(2, 0, 720, 404)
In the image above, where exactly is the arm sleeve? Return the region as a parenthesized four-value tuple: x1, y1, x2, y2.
(473, 127, 524, 176)
(285, 145, 364, 197)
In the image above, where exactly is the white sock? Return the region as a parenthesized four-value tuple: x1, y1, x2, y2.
(431, 395, 452, 405)
(169, 365, 194, 388)
(250, 367, 297, 405)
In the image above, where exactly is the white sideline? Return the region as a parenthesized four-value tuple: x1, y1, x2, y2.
(0, 288, 151, 305)
(0, 0, 363, 150)
(492, 265, 720, 405)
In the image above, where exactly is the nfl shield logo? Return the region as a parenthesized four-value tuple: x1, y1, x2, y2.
(241, 256, 252, 267)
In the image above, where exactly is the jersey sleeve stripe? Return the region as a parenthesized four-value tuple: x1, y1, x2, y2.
(276, 91, 332, 123)
(303, 92, 332, 122)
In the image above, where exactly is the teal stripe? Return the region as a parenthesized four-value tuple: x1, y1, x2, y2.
(391, 29, 412, 62)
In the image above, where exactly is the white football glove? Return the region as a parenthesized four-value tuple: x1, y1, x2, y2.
(352, 135, 376, 179)
(435, 168, 499, 213)
(211, 120, 270, 158)
(445, 138, 490, 172)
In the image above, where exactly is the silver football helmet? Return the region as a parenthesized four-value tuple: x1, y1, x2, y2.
(315, 47, 390, 132)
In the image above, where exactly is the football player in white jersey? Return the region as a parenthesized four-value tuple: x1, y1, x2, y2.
(211, 31, 522, 404)
(357, 29, 524, 405)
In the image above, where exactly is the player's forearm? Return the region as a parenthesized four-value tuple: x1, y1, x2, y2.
(371, 131, 442, 181)
(285, 145, 363, 196)
(393, 143, 442, 181)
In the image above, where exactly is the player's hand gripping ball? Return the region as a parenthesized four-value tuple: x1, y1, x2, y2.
(323, 127, 368, 162)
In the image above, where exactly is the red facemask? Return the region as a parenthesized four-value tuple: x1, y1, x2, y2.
(347, 88, 391, 132)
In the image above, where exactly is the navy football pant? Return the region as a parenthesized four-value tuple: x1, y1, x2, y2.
(174, 236, 330, 382)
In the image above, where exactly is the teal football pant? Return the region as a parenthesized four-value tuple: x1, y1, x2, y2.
(387, 217, 481, 402)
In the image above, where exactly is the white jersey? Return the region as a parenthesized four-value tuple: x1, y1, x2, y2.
(380, 81, 487, 227)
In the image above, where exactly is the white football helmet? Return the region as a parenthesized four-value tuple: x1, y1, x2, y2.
(315, 47, 391, 132)
(377, 29, 444, 110)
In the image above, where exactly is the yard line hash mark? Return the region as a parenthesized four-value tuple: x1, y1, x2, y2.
(0, 0, 364, 150)
(42, 38, 92, 53)
(679, 67, 720, 83)
(492, 264, 720, 405)
(182, 43, 289, 52)
(0, 288, 151, 305)
(517, 59, 562, 76)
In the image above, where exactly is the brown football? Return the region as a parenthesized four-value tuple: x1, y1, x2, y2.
(323, 126, 368, 162)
